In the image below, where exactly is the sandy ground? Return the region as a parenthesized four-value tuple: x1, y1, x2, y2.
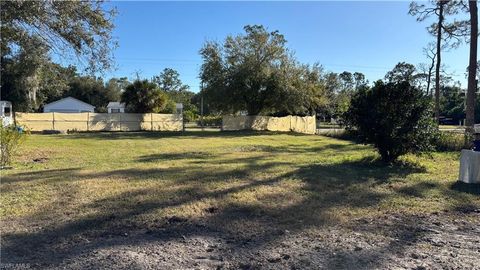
(2, 209, 479, 270)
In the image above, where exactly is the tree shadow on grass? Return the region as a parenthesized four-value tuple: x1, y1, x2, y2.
(0, 155, 435, 268)
(397, 182, 439, 197)
(136, 152, 215, 163)
(58, 130, 289, 140)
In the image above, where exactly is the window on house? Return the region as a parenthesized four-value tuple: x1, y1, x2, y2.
(111, 109, 121, 113)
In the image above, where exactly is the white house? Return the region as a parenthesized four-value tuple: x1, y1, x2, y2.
(43, 97, 95, 113)
(107, 102, 125, 113)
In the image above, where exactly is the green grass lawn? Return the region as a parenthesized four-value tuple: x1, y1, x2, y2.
(1, 131, 478, 239)
(439, 125, 465, 130)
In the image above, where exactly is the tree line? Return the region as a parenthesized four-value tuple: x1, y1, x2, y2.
(0, 1, 478, 127)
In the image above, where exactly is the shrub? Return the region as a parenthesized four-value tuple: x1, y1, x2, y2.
(344, 81, 439, 163)
(1, 124, 28, 167)
(197, 115, 222, 126)
(183, 110, 198, 122)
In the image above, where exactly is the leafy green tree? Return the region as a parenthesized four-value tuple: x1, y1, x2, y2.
(153, 68, 189, 92)
(1, 0, 116, 72)
(202, 25, 289, 115)
(153, 68, 197, 117)
(0, 37, 50, 111)
(1, 0, 116, 111)
(36, 64, 77, 106)
(198, 41, 229, 114)
(266, 63, 329, 116)
(344, 81, 438, 162)
(339, 71, 355, 92)
(106, 77, 130, 94)
(317, 71, 368, 120)
(121, 80, 171, 113)
(200, 25, 328, 116)
(353, 72, 368, 89)
(384, 62, 419, 84)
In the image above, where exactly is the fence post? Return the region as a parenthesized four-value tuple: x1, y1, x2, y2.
(151, 113, 153, 131)
(290, 115, 293, 132)
(119, 113, 123, 131)
(87, 112, 89, 132)
(52, 112, 55, 130)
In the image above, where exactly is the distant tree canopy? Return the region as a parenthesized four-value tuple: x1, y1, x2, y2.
(324, 71, 369, 120)
(199, 25, 328, 116)
(1, 58, 127, 112)
(153, 68, 190, 93)
(385, 62, 419, 84)
(153, 68, 197, 117)
(440, 85, 465, 123)
(121, 80, 172, 113)
(66, 76, 122, 113)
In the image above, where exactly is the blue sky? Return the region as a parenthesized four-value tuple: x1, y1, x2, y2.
(104, 1, 471, 92)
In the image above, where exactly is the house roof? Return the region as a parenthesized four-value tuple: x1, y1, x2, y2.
(44, 97, 95, 109)
(107, 102, 125, 108)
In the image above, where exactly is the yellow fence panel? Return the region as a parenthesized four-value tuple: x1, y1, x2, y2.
(290, 116, 316, 134)
(250, 116, 269, 130)
(151, 113, 182, 122)
(16, 112, 53, 121)
(19, 121, 54, 131)
(54, 121, 89, 131)
(152, 121, 183, 131)
(121, 113, 144, 122)
(54, 113, 88, 122)
(266, 116, 291, 132)
(14, 112, 183, 132)
(222, 115, 315, 134)
(15, 112, 54, 131)
(88, 113, 121, 131)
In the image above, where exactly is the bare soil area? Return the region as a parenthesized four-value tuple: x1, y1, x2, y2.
(2, 210, 479, 269)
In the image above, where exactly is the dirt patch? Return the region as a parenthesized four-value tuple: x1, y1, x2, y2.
(1, 211, 479, 269)
(32, 157, 49, 163)
(18, 150, 55, 164)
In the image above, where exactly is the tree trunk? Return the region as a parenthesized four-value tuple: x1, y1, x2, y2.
(466, 0, 478, 131)
(435, 2, 444, 123)
(427, 54, 435, 97)
(427, 67, 433, 97)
